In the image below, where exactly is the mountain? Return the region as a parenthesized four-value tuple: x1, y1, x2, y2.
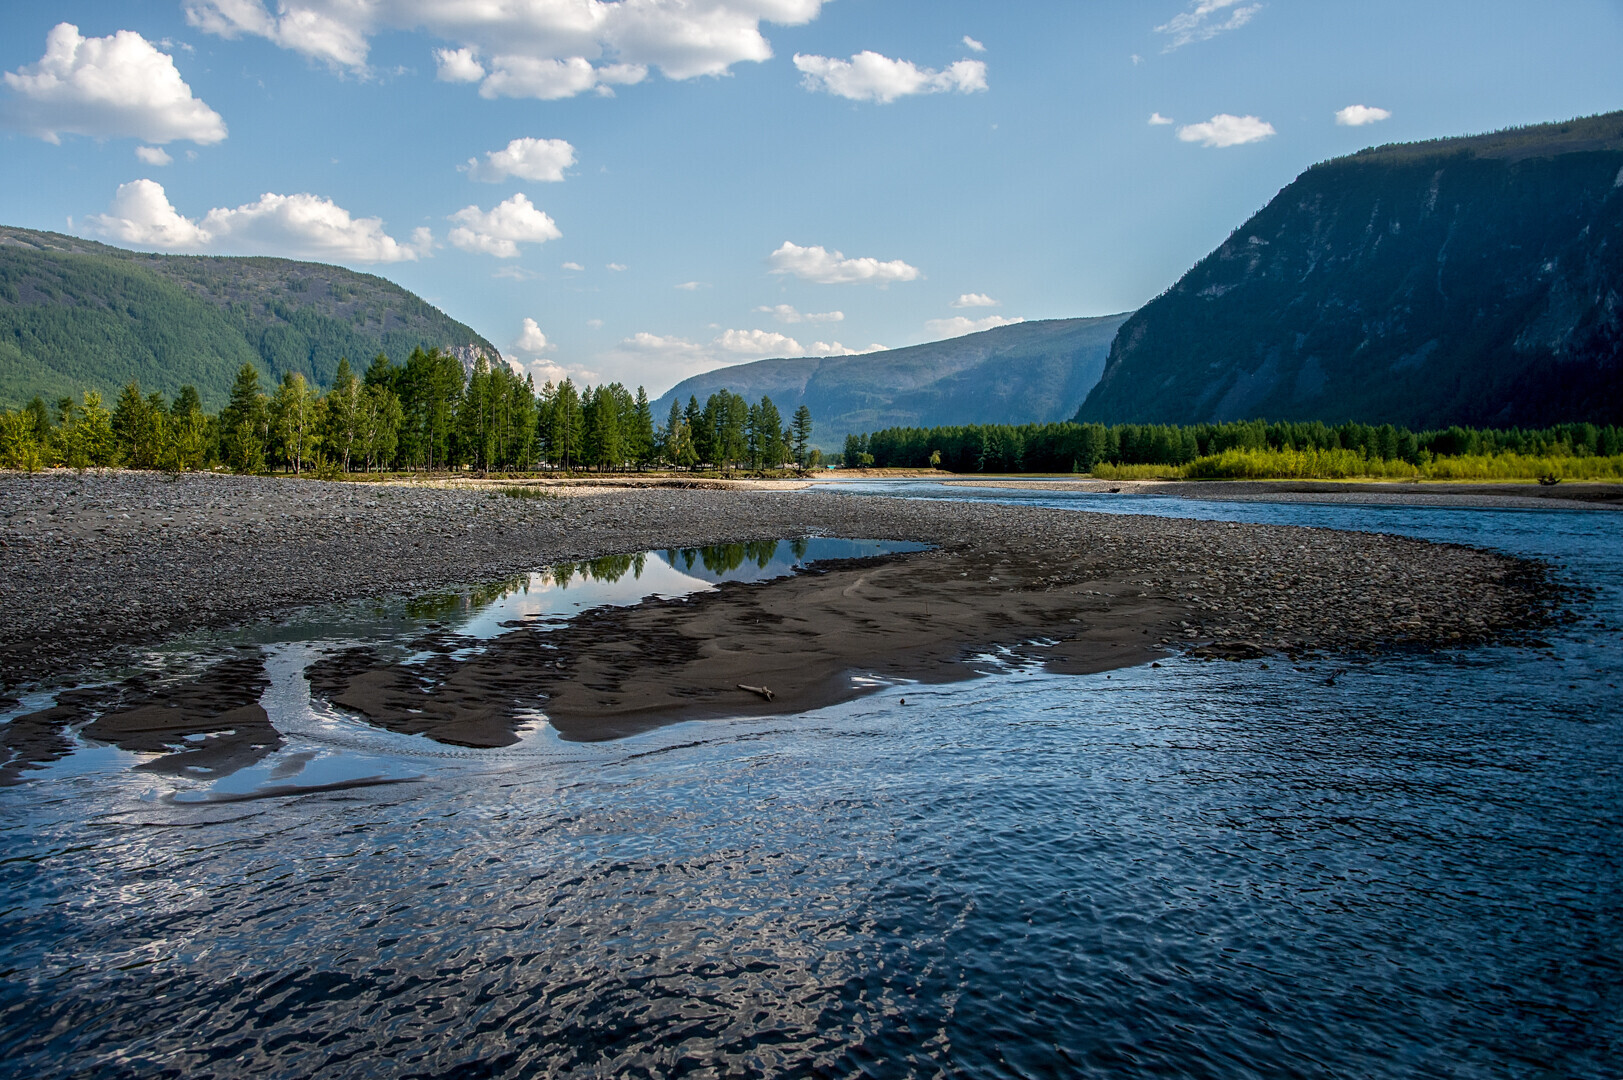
(654, 315, 1130, 450)
(1077, 111, 1623, 428)
(0, 226, 498, 409)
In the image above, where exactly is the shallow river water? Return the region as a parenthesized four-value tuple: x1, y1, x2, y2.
(1, 487, 1619, 1078)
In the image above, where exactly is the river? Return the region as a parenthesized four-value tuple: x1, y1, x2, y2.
(1, 485, 1618, 1078)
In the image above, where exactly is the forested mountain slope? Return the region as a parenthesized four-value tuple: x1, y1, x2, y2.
(0, 227, 497, 409)
(655, 314, 1130, 450)
(1077, 111, 1623, 428)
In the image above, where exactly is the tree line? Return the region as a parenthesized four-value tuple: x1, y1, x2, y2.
(0, 348, 816, 475)
(847, 418, 1623, 473)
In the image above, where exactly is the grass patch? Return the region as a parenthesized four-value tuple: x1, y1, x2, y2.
(498, 485, 557, 500)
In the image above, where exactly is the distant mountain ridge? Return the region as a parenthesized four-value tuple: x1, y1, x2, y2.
(1077, 111, 1623, 428)
(654, 315, 1130, 450)
(0, 226, 497, 409)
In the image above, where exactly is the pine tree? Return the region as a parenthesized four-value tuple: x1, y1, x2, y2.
(790, 404, 813, 467)
(630, 386, 655, 469)
(168, 386, 208, 472)
(219, 363, 267, 473)
(112, 381, 166, 469)
(550, 379, 582, 469)
(756, 396, 784, 469)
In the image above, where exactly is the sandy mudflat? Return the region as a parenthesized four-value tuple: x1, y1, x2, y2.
(0, 470, 1563, 756)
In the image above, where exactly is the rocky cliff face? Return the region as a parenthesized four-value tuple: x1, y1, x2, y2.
(1077, 112, 1623, 428)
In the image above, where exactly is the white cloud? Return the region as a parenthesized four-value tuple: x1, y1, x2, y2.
(962, 35, 985, 53)
(768, 241, 921, 285)
(811, 340, 885, 356)
(464, 136, 575, 183)
(951, 292, 997, 308)
(1155, 0, 1262, 51)
(561, 261, 585, 271)
(606, 262, 627, 271)
(925, 314, 1024, 337)
(85, 178, 428, 263)
(135, 145, 173, 166)
(1336, 104, 1392, 127)
(519, 357, 600, 387)
(448, 193, 561, 257)
(183, 0, 824, 94)
(606, 321, 834, 380)
(794, 51, 986, 103)
(478, 55, 600, 100)
(3, 23, 227, 145)
(718, 328, 802, 356)
(675, 281, 708, 290)
(434, 46, 484, 83)
(586, 318, 604, 328)
(492, 265, 538, 280)
(1148, 111, 1174, 125)
(1176, 113, 1275, 148)
(756, 303, 843, 323)
(515, 317, 555, 354)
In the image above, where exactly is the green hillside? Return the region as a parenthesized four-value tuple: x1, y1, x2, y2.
(1078, 111, 1623, 428)
(0, 227, 497, 409)
(654, 315, 1130, 451)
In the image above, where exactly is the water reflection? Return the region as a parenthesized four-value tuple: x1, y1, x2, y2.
(0, 537, 928, 794)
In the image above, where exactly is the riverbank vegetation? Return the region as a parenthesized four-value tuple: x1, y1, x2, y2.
(0, 349, 817, 476)
(848, 419, 1623, 482)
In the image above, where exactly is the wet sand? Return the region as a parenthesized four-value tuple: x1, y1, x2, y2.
(0, 471, 1565, 768)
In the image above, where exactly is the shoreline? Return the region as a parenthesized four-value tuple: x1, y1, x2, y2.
(0, 472, 1565, 767)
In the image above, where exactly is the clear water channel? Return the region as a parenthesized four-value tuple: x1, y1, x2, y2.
(1, 489, 1618, 1078)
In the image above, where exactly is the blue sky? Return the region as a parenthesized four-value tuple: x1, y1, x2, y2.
(1, 0, 1619, 396)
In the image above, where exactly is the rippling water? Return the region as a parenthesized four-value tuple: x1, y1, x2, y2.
(2, 491, 1619, 1078)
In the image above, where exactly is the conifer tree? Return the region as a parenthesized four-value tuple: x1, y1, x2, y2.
(630, 386, 655, 469)
(220, 363, 268, 473)
(790, 404, 813, 467)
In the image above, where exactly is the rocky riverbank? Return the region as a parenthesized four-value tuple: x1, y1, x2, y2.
(0, 472, 1563, 743)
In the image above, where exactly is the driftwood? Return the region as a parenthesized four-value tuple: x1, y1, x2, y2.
(737, 683, 775, 702)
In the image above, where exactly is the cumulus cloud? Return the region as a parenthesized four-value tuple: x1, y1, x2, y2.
(962, 35, 985, 52)
(1148, 112, 1174, 125)
(135, 145, 173, 166)
(434, 46, 484, 82)
(811, 341, 885, 356)
(925, 314, 1024, 337)
(1336, 104, 1392, 127)
(478, 56, 600, 100)
(448, 193, 561, 257)
(718, 328, 802, 355)
(515, 317, 555, 354)
(607, 321, 841, 379)
(794, 50, 986, 103)
(606, 262, 627, 271)
(756, 303, 842, 323)
(1176, 113, 1275, 147)
(3, 23, 227, 145)
(951, 292, 997, 308)
(463, 136, 575, 183)
(675, 281, 707, 290)
(768, 241, 920, 285)
(561, 261, 585, 271)
(183, 0, 824, 97)
(85, 178, 428, 262)
(1155, 0, 1262, 51)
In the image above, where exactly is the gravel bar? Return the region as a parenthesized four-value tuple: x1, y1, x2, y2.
(0, 471, 1564, 695)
